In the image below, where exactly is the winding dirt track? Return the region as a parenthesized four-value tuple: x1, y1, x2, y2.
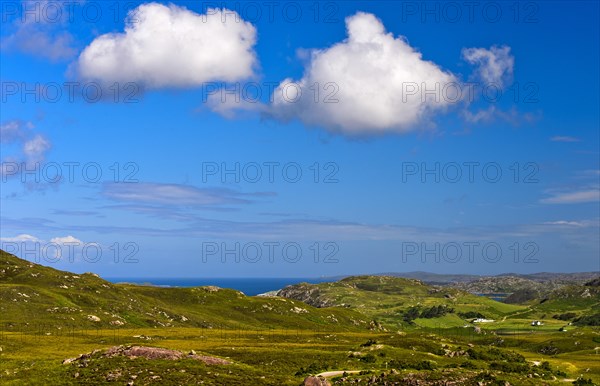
(315, 370, 362, 377)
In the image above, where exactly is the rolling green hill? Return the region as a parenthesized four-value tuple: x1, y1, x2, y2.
(527, 283, 600, 321)
(0, 249, 368, 331)
(2, 249, 600, 385)
(277, 275, 525, 329)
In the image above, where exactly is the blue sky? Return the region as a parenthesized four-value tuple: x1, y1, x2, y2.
(1, 0, 598, 278)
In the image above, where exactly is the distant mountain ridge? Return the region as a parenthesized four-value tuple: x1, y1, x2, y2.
(377, 271, 599, 285)
(370, 271, 599, 303)
(319, 271, 598, 303)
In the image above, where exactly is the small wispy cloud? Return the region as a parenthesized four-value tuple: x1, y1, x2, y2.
(23, 134, 51, 162)
(49, 235, 83, 245)
(462, 45, 514, 88)
(0, 233, 84, 245)
(0, 120, 52, 182)
(0, 120, 33, 143)
(101, 182, 275, 207)
(52, 209, 102, 217)
(462, 106, 540, 126)
(550, 136, 581, 142)
(1, 0, 77, 62)
(0, 234, 42, 243)
(540, 189, 600, 204)
(541, 220, 593, 228)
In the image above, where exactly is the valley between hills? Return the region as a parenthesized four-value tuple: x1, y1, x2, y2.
(1, 249, 599, 385)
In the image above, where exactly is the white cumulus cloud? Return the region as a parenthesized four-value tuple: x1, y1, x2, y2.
(73, 3, 257, 88)
(268, 12, 458, 135)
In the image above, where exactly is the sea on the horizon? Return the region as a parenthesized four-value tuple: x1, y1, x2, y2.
(104, 277, 330, 296)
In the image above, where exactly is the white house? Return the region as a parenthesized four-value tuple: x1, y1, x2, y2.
(473, 318, 495, 323)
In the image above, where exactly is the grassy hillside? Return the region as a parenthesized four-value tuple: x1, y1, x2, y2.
(526, 283, 600, 321)
(0, 250, 368, 331)
(2, 250, 600, 385)
(277, 275, 525, 329)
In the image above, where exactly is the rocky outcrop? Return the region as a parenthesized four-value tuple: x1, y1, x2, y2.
(331, 370, 505, 385)
(368, 320, 386, 331)
(452, 276, 545, 296)
(277, 284, 333, 308)
(585, 277, 600, 287)
(63, 346, 231, 365)
(86, 315, 101, 322)
(451, 273, 599, 304)
(302, 376, 331, 386)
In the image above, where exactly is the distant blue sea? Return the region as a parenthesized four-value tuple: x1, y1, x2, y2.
(105, 277, 330, 296)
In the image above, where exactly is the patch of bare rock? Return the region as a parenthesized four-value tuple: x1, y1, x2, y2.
(302, 376, 331, 386)
(63, 345, 231, 366)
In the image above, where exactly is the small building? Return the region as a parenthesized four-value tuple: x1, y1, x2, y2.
(472, 318, 495, 323)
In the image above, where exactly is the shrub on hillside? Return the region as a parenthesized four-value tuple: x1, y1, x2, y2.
(402, 305, 454, 322)
(402, 307, 420, 323)
(573, 313, 600, 326)
(388, 359, 437, 371)
(458, 311, 486, 319)
(553, 312, 577, 321)
(489, 361, 530, 374)
(466, 347, 525, 363)
(360, 339, 377, 347)
(419, 305, 454, 319)
(573, 377, 596, 385)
